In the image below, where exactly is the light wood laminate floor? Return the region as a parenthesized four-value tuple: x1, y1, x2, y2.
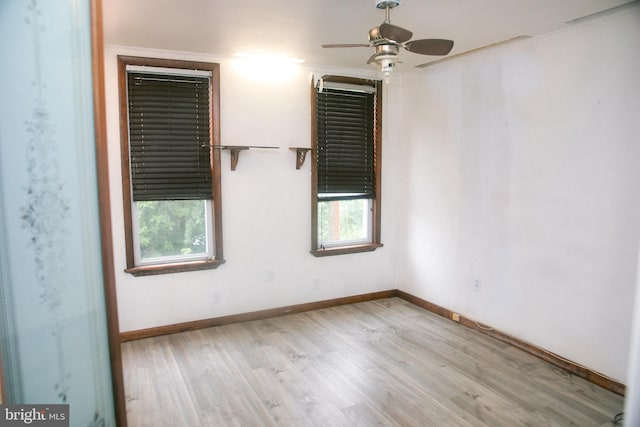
(122, 298, 624, 426)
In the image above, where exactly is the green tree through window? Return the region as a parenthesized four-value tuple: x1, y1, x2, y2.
(137, 200, 207, 259)
(318, 199, 369, 244)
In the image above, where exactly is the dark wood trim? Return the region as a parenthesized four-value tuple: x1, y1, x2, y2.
(117, 56, 224, 274)
(321, 75, 378, 87)
(116, 56, 135, 270)
(395, 290, 626, 396)
(310, 243, 383, 257)
(310, 76, 319, 251)
(373, 80, 383, 244)
(210, 63, 224, 261)
(0, 344, 5, 403)
(124, 258, 225, 277)
(90, 1, 127, 425)
(310, 75, 383, 253)
(395, 290, 455, 319)
(120, 290, 396, 342)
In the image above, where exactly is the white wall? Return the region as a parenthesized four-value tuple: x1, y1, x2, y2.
(396, 4, 640, 382)
(624, 245, 640, 424)
(104, 47, 401, 332)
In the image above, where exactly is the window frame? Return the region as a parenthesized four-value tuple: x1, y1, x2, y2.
(310, 75, 383, 257)
(317, 198, 373, 249)
(131, 199, 215, 266)
(117, 56, 224, 276)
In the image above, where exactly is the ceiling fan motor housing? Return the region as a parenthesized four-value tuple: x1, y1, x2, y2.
(368, 24, 399, 77)
(376, 0, 400, 9)
(368, 27, 385, 44)
(374, 43, 399, 56)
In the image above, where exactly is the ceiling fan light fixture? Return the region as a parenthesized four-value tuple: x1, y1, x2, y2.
(380, 58, 395, 79)
(369, 54, 396, 82)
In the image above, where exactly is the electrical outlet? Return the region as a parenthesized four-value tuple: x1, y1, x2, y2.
(474, 277, 481, 292)
(452, 313, 460, 322)
(266, 269, 275, 283)
(211, 289, 221, 304)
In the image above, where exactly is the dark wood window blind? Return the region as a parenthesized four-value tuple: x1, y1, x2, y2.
(127, 72, 212, 201)
(316, 88, 375, 201)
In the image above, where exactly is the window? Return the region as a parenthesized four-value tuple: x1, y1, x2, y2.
(118, 56, 224, 275)
(311, 75, 383, 256)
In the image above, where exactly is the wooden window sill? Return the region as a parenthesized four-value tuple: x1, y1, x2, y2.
(125, 258, 225, 276)
(310, 243, 383, 257)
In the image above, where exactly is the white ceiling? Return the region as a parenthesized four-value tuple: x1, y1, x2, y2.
(102, 0, 635, 72)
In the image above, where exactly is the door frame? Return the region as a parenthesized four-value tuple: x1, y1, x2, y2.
(91, 0, 127, 425)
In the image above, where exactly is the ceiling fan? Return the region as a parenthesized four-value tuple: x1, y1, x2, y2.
(322, 0, 454, 79)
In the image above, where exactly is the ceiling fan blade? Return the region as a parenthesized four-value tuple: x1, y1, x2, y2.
(405, 39, 454, 55)
(379, 22, 413, 43)
(322, 44, 370, 48)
